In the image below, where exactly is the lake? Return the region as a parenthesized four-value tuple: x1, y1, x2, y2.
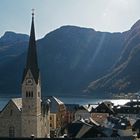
(0, 96, 131, 111)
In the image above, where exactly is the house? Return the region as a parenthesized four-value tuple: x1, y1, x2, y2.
(90, 113, 109, 126)
(64, 118, 115, 138)
(64, 104, 79, 124)
(64, 119, 99, 138)
(116, 105, 140, 119)
(94, 101, 115, 115)
(107, 116, 131, 130)
(47, 96, 66, 137)
(0, 98, 22, 137)
(132, 119, 140, 137)
(74, 105, 90, 120)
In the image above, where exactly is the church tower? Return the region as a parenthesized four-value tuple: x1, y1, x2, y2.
(21, 11, 42, 137)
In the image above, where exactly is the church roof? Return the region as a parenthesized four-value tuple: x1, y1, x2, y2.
(53, 96, 64, 104)
(22, 13, 39, 84)
(12, 98, 22, 111)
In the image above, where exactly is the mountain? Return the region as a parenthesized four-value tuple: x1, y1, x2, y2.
(37, 26, 124, 96)
(0, 32, 29, 65)
(0, 31, 29, 45)
(0, 26, 125, 97)
(87, 20, 140, 97)
(0, 32, 29, 95)
(1, 20, 140, 97)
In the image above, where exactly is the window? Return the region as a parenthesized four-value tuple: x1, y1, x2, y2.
(38, 92, 40, 97)
(9, 126, 15, 137)
(26, 91, 28, 97)
(50, 123, 52, 127)
(50, 116, 52, 120)
(31, 91, 33, 97)
(29, 92, 31, 97)
(26, 91, 33, 98)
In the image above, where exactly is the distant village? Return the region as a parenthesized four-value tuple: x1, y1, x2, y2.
(47, 96, 140, 139)
(1, 95, 140, 140)
(0, 12, 140, 140)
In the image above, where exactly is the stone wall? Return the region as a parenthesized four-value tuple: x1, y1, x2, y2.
(0, 100, 21, 137)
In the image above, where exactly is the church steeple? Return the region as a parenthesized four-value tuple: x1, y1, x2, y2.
(21, 11, 42, 137)
(22, 10, 39, 84)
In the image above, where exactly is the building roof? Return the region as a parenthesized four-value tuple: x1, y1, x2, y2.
(83, 104, 98, 112)
(65, 104, 79, 112)
(0, 98, 10, 111)
(53, 96, 64, 105)
(45, 96, 64, 113)
(76, 123, 92, 138)
(94, 102, 115, 114)
(67, 120, 84, 137)
(116, 106, 140, 114)
(133, 119, 140, 129)
(0, 98, 22, 114)
(11, 98, 22, 111)
(125, 100, 140, 106)
(22, 13, 39, 84)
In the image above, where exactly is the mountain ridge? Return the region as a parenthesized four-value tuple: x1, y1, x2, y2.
(0, 21, 140, 97)
(87, 20, 140, 96)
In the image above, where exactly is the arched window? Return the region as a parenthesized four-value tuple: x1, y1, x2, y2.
(9, 126, 15, 137)
(38, 92, 40, 97)
(26, 91, 33, 98)
(31, 91, 33, 97)
(29, 91, 31, 97)
(50, 123, 52, 127)
(26, 91, 29, 97)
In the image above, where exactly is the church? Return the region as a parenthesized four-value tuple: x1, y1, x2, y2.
(0, 12, 50, 138)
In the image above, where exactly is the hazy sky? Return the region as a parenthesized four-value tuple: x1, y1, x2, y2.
(1, 0, 140, 39)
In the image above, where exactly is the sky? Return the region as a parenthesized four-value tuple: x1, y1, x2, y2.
(1, 0, 140, 39)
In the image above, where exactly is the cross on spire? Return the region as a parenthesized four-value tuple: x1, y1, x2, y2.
(32, 9, 35, 18)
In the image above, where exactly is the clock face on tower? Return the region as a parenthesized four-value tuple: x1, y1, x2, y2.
(26, 78, 33, 85)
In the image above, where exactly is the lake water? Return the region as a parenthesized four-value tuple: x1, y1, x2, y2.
(59, 97, 130, 106)
(0, 96, 131, 111)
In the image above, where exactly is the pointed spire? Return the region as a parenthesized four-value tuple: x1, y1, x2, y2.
(22, 10, 39, 84)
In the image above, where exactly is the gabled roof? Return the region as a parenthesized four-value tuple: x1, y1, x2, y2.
(94, 102, 115, 114)
(65, 104, 79, 112)
(45, 96, 64, 113)
(133, 119, 140, 129)
(11, 98, 22, 111)
(0, 98, 9, 111)
(76, 122, 92, 138)
(0, 98, 22, 114)
(53, 96, 64, 104)
(83, 104, 98, 112)
(116, 106, 140, 114)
